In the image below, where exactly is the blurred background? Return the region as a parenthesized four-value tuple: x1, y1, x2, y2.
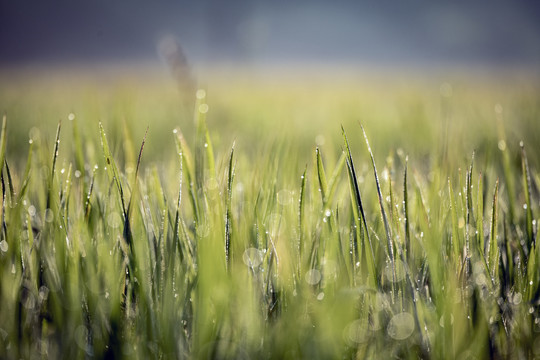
(1, 0, 540, 69)
(1, 0, 539, 171)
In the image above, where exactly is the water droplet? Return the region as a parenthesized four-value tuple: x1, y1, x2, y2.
(324, 209, 331, 217)
(28, 205, 36, 217)
(305, 269, 322, 285)
(196, 89, 206, 99)
(0, 240, 8, 253)
(243, 248, 263, 268)
(74, 170, 81, 178)
(387, 312, 415, 340)
(68, 113, 75, 121)
(199, 103, 209, 114)
(277, 189, 292, 206)
(317, 292, 325, 301)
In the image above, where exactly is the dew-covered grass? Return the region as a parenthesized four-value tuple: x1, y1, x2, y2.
(0, 68, 539, 359)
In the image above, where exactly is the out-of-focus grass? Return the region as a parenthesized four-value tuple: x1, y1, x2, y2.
(0, 66, 539, 359)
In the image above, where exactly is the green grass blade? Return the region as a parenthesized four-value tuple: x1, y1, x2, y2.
(46, 121, 62, 210)
(488, 179, 499, 278)
(298, 166, 307, 275)
(342, 126, 377, 288)
(99, 122, 127, 218)
(316, 147, 328, 203)
(225, 143, 235, 271)
(361, 125, 396, 287)
(403, 157, 411, 260)
(521, 141, 535, 250)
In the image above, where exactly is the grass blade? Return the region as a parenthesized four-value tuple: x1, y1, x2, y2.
(316, 147, 328, 203)
(342, 126, 377, 288)
(225, 143, 235, 271)
(521, 141, 535, 250)
(403, 157, 411, 260)
(298, 166, 307, 275)
(361, 125, 396, 287)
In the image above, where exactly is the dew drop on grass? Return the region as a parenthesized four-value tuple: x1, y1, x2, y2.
(387, 312, 415, 340)
(324, 209, 331, 217)
(199, 104, 209, 114)
(243, 248, 263, 268)
(0, 240, 8, 253)
(68, 113, 75, 121)
(513, 292, 523, 305)
(277, 189, 292, 206)
(196, 89, 206, 99)
(305, 269, 321, 285)
(498, 140, 506, 151)
(28, 205, 36, 217)
(74, 170, 81, 178)
(317, 292, 325, 301)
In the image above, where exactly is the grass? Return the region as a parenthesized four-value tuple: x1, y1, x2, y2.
(0, 68, 539, 358)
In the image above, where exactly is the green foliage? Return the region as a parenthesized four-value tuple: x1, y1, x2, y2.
(0, 74, 539, 359)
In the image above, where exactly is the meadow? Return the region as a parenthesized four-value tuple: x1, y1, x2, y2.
(0, 66, 539, 359)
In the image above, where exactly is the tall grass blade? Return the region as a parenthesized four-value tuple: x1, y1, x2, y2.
(361, 125, 396, 287)
(403, 157, 411, 260)
(225, 143, 235, 271)
(298, 166, 307, 275)
(488, 180, 499, 278)
(316, 147, 328, 203)
(521, 141, 535, 249)
(99, 122, 127, 220)
(46, 121, 62, 210)
(342, 126, 377, 287)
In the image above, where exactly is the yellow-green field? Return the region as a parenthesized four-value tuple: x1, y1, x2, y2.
(0, 66, 539, 358)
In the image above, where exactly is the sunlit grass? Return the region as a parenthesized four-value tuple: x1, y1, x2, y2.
(0, 69, 539, 358)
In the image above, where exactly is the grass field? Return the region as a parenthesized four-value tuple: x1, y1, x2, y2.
(0, 66, 539, 359)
